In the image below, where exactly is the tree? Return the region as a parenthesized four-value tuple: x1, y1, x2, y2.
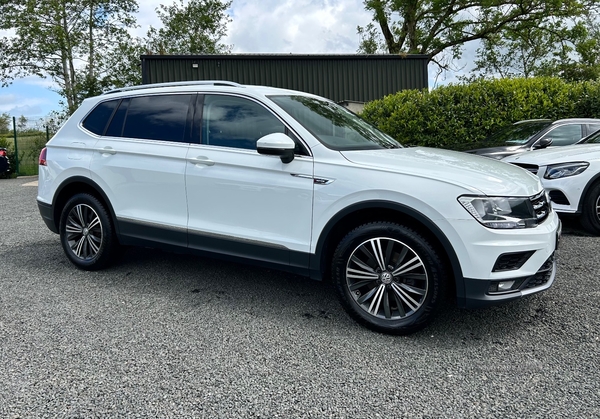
(473, 22, 573, 78)
(474, 10, 600, 81)
(145, 0, 232, 55)
(0, 0, 138, 114)
(101, 0, 233, 89)
(358, 0, 596, 71)
(100, 38, 146, 88)
(357, 23, 387, 54)
(17, 115, 27, 131)
(540, 13, 600, 81)
(474, 12, 600, 81)
(0, 113, 10, 134)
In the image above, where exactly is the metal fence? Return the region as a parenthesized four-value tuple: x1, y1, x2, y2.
(0, 116, 57, 177)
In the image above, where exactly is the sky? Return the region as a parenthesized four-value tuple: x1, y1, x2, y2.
(0, 0, 474, 119)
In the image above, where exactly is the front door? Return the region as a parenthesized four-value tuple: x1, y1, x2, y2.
(185, 94, 314, 270)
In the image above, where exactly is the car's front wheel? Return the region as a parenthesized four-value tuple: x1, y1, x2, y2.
(59, 193, 116, 270)
(332, 222, 447, 335)
(580, 182, 600, 235)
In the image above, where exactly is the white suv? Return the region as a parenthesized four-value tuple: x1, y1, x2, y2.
(37, 81, 561, 335)
(504, 130, 600, 235)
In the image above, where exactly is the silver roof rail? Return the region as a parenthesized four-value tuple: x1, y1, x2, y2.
(103, 80, 244, 95)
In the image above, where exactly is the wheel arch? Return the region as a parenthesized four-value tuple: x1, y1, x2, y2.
(310, 200, 464, 299)
(51, 176, 120, 238)
(577, 172, 600, 213)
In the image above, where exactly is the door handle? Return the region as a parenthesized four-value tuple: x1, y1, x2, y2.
(188, 156, 215, 166)
(97, 147, 116, 155)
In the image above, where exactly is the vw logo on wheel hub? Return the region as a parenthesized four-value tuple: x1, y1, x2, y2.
(380, 271, 393, 284)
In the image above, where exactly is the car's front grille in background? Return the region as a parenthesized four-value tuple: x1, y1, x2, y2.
(512, 163, 539, 175)
(530, 191, 550, 224)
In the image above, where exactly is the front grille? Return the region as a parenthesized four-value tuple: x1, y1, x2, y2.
(493, 251, 535, 272)
(512, 163, 539, 175)
(530, 191, 550, 224)
(549, 190, 570, 206)
(521, 254, 555, 290)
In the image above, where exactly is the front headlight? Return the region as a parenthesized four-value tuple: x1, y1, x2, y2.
(544, 162, 589, 179)
(458, 195, 543, 229)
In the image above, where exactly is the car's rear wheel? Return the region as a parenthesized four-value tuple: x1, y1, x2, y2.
(59, 193, 116, 270)
(580, 182, 600, 235)
(332, 222, 446, 335)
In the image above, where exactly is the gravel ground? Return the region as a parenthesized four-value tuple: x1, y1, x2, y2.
(1, 176, 599, 418)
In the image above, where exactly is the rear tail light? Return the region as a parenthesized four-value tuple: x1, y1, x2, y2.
(39, 147, 47, 166)
(0, 149, 6, 157)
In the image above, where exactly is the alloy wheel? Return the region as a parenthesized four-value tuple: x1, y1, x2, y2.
(345, 237, 428, 320)
(65, 204, 103, 260)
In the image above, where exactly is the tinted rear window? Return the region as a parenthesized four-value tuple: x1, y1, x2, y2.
(105, 98, 130, 137)
(82, 100, 119, 135)
(122, 95, 192, 143)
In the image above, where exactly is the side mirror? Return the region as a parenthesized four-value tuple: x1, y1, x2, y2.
(257, 133, 296, 163)
(533, 137, 553, 149)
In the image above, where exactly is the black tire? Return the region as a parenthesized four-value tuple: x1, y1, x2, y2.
(580, 182, 600, 235)
(59, 193, 116, 271)
(332, 222, 447, 335)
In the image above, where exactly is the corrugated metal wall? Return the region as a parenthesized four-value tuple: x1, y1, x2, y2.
(141, 54, 428, 103)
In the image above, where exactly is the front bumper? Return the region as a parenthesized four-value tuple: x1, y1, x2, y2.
(460, 253, 556, 308)
(457, 219, 561, 308)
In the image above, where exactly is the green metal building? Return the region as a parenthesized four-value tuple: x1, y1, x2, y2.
(141, 54, 428, 105)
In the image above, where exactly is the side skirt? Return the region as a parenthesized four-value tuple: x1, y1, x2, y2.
(117, 218, 312, 277)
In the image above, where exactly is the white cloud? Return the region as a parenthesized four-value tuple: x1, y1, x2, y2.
(0, 94, 19, 108)
(0, 80, 60, 117)
(226, 0, 370, 53)
(0, 94, 52, 116)
(3, 103, 46, 117)
(19, 76, 58, 89)
(129, 0, 371, 53)
(131, 0, 164, 38)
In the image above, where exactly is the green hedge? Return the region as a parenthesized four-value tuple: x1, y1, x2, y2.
(361, 77, 600, 151)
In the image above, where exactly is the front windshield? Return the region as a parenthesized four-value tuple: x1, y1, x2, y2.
(269, 95, 402, 150)
(482, 121, 552, 147)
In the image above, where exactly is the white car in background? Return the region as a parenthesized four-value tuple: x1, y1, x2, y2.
(504, 130, 600, 235)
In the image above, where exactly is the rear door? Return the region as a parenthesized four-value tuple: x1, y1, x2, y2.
(90, 94, 194, 247)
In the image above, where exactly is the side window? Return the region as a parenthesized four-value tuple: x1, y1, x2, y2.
(122, 94, 192, 143)
(105, 98, 130, 137)
(202, 95, 285, 150)
(82, 100, 119, 135)
(586, 131, 600, 144)
(542, 124, 583, 146)
(588, 123, 600, 135)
